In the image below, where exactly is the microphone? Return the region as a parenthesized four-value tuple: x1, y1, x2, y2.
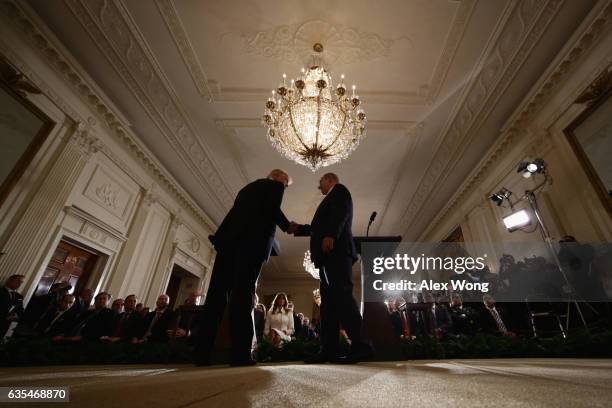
(366, 211, 377, 237)
(369, 211, 377, 223)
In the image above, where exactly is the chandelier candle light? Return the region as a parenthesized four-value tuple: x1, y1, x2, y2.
(303, 250, 320, 280)
(262, 44, 367, 171)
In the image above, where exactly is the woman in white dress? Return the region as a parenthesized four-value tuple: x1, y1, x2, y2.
(264, 292, 294, 347)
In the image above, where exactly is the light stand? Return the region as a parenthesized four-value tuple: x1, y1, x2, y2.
(522, 185, 588, 330)
(491, 159, 591, 331)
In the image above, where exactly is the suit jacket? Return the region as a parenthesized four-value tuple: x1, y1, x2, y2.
(71, 297, 91, 316)
(212, 178, 289, 261)
(112, 310, 144, 340)
(140, 308, 177, 342)
(420, 304, 453, 336)
(73, 308, 115, 340)
(22, 292, 61, 324)
(0, 287, 24, 336)
(295, 184, 357, 267)
(36, 307, 79, 337)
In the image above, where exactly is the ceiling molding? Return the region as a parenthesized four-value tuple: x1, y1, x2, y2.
(63, 0, 234, 214)
(155, 5, 474, 107)
(0, 0, 217, 232)
(213, 119, 251, 184)
(398, 0, 566, 239)
(155, 0, 214, 101)
(426, 0, 477, 103)
(242, 19, 406, 65)
(374, 122, 424, 236)
(419, 0, 612, 241)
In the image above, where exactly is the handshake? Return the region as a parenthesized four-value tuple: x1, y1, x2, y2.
(285, 221, 334, 253)
(287, 221, 300, 235)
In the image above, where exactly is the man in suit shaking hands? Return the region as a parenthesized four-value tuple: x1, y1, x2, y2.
(194, 169, 298, 366)
(294, 173, 372, 363)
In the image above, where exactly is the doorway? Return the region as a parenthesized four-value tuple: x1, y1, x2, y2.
(35, 239, 99, 296)
(165, 264, 200, 309)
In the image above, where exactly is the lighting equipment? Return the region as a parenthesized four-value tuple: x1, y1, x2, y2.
(502, 209, 532, 231)
(517, 158, 546, 178)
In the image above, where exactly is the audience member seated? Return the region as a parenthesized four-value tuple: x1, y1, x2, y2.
(108, 294, 143, 342)
(58, 292, 115, 342)
(421, 292, 453, 338)
(299, 317, 317, 340)
(111, 298, 124, 315)
(183, 291, 201, 307)
(387, 299, 404, 337)
(479, 294, 515, 337)
(72, 288, 94, 315)
(1, 274, 25, 338)
(21, 282, 71, 327)
(293, 312, 304, 338)
(36, 294, 79, 337)
(136, 294, 177, 343)
(174, 292, 203, 339)
(264, 292, 294, 347)
(449, 293, 479, 336)
(135, 303, 145, 315)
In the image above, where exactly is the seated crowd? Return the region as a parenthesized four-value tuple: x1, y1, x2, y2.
(386, 292, 523, 339)
(0, 277, 201, 344)
(1, 276, 317, 350)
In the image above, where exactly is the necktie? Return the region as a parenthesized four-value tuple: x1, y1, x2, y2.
(144, 311, 162, 339)
(489, 307, 507, 333)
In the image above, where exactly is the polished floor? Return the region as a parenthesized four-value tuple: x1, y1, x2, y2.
(1, 359, 611, 407)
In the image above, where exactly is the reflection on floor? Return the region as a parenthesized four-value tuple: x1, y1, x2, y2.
(1, 359, 611, 407)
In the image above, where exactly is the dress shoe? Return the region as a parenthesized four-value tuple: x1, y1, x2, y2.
(337, 344, 375, 364)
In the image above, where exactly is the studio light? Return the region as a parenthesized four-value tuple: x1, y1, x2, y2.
(489, 188, 512, 206)
(502, 209, 532, 232)
(517, 158, 546, 178)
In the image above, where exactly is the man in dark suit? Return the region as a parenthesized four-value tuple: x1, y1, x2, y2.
(449, 293, 479, 336)
(61, 292, 115, 341)
(194, 169, 298, 366)
(294, 173, 372, 363)
(0, 274, 25, 337)
(36, 294, 79, 337)
(137, 294, 177, 343)
(21, 282, 71, 327)
(72, 288, 94, 316)
(420, 292, 453, 338)
(108, 294, 143, 342)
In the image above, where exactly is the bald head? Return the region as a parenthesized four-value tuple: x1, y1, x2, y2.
(318, 173, 339, 195)
(268, 169, 292, 187)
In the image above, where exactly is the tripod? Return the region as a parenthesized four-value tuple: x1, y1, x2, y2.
(523, 187, 589, 330)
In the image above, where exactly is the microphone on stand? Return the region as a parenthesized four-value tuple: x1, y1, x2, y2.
(366, 211, 377, 237)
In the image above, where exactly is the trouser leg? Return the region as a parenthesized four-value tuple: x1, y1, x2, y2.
(327, 256, 366, 349)
(229, 255, 262, 361)
(319, 268, 340, 357)
(194, 253, 230, 362)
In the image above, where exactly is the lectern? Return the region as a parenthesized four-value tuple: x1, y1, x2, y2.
(354, 236, 403, 360)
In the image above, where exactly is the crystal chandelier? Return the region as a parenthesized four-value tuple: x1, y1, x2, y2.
(262, 44, 367, 171)
(303, 250, 320, 280)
